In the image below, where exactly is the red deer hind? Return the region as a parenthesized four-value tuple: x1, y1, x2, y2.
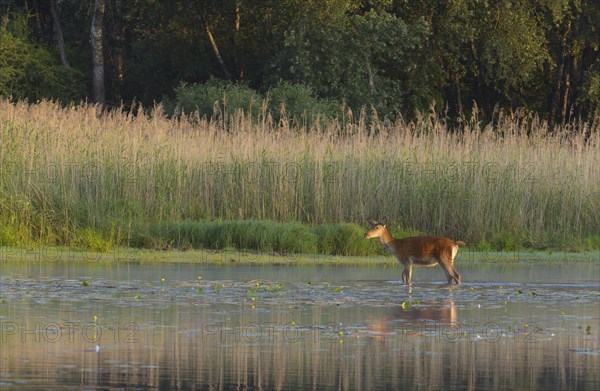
(365, 217, 465, 285)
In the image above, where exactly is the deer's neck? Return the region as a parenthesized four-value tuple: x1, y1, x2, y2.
(379, 229, 396, 251)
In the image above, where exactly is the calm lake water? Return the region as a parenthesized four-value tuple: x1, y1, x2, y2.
(1, 259, 599, 390)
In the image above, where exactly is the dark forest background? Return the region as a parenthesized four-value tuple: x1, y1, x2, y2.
(1, 0, 599, 124)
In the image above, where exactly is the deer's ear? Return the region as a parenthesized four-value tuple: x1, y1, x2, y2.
(381, 217, 388, 226)
(368, 219, 377, 226)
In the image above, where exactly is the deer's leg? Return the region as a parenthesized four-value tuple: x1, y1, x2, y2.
(452, 269, 460, 284)
(442, 267, 453, 284)
(447, 256, 461, 284)
(440, 261, 459, 284)
(402, 264, 413, 285)
(448, 250, 461, 284)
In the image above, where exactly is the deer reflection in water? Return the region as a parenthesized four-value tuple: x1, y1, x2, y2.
(366, 298, 457, 341)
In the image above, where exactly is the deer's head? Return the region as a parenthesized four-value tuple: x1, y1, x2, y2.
(364, 217, 388, 239)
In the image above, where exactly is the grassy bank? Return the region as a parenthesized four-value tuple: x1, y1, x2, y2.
(0, 99, 599, 254)
(1, 244, 597, 265)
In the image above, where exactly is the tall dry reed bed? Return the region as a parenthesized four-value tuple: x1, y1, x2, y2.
(0, 99, 598, 252)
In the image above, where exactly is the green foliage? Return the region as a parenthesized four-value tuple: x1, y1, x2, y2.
(203, 220, 235, 250)
(474, 1, 550, 104)
(276, 221, 318, 254)
(580, 71, 600, 120)
(472, 240, 493, 252)
(100, 219, 475, 256)
(268, 81, 341, 124)
(271, 8, 430, 116)
(0, 13, 82, 102)
(388, 225, 423, 240)
(316, 223, 383, 256)
(168, 79, 261, 118)
(137, 220, 319, 254)
(166, 79, 341, 125)
(0, 225, 24, 246)
(1, 0, 600, 123)
(233, 220, 277, 252)
(76, 228, 113, 252)
(492, 232, 523, 252)
(583, 235, 600, 250)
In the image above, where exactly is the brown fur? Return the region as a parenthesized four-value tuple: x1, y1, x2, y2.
(365, 218, 465, 285)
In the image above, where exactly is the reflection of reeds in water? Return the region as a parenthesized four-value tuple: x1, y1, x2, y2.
(2, 299, 598, 390)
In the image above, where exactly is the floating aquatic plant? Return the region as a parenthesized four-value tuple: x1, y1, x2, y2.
(266, 284, 285, 292)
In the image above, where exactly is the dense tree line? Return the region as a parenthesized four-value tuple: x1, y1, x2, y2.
(1, 0, 599, 124)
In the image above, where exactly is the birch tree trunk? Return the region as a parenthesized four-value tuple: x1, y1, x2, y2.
(91, 0, 105, 104)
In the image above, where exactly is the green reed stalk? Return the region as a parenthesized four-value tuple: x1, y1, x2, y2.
(0, 99, 598, 252)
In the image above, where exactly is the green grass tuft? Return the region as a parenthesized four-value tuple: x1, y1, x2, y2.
(76, 228, 113, 252)
(318, 223, 386, 256)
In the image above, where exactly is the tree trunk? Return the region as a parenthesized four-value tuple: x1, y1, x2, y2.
(550, 20, 571, 126)
(455, 76, 463, 118)
(110, 0, 125, 101)
(50, 0, 70, 68)
(28, 0, 43, 36)
(91, 0, 106, 105)
(113, 0, 124, 81)
(561, 57, 572, 126)
(444, 75, 463, 119)
(205, 21, 231, 80)
(550, 58, 563, 125)
(364, 53, 376, 95)
(235, 1, 243, 79)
